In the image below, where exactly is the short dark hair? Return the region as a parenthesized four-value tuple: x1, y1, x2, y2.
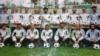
(43, 7, 48, 10)
(92, 6, 97, 9)
(90, 24, 96, 29)
(60, 22, 65, 25)
(3, 7, 8, 10)
(1, 23, 7, 27)
(62, 7, 66, 10)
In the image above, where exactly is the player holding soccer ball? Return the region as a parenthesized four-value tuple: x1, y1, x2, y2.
(26, 24, 39, 48)
(72, 24, 85, 49)
(12, 23, 26, 48)
(54, 22, 70, 47)
(85, 24, 100, 49)
(41, 24, 53, 48)
(0, 24, 11, 48)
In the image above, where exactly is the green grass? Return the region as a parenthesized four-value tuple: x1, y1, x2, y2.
(0, 46, 100, 56)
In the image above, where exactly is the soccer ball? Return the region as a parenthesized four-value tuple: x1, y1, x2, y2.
(43, 43, 50, 48)
(73, 44, 79, 49)
(93, 44, 100, 49)
(0, 43, 5, 48)
(28, 43, 34, 48)
(54, 43, 60, 48)
(15, 43, 21, 48)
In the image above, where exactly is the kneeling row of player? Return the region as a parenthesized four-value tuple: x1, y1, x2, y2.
(0, 23, 100, 49)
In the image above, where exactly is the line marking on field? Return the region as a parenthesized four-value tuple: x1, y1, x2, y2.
(47, 48, 57, 56)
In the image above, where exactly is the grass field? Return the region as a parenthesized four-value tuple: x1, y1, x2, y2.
(0, 46, 100, 56)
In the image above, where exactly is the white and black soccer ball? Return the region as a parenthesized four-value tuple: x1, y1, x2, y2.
(28, 43, 34, 48)
(15, 43, 21, 48)
(0, 43, 5, 48)
(93, 44, 100, 49)
(43, 43, 50, 48)
(73, 44, 79, 49)
(54, 43, 60, 48)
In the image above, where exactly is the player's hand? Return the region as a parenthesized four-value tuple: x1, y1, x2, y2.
(30, 37, 35, 41)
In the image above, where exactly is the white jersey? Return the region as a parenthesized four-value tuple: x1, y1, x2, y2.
(21, 13, 31, 26)
(41, 29, 53, 41)
(50, 14, 60, 24)
(41, 14, 51, 28)
(79, 13, 91, 25)
(26, 29, 39, 39)
(0, 28, 11, 40)
(0, 13, 10, 24)
(90, 12, 100, 24)
(12, 28, 26, 42)
(30, 14, 41, 24)
(59, 13, 70, 23)
(10, 13, 22, 24)
(69, 14, 79, 25)
(54, 28, 70, 41)
(72, 29, 85, 41)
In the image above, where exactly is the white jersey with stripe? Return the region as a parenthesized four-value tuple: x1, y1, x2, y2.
(69, 14, 79, 25)
(41, 14, 51, 28)
(21, 13, 31, 26)
(59, 13, 70, 23)
(10, 13, 22, 24)
(50, 14, 60, 24)
(79, 13, 91, 25)
(0, 13, 10, 24)
(30, 14, 41, 24)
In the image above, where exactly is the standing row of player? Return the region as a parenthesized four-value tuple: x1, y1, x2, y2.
(0, 6, 100, 28)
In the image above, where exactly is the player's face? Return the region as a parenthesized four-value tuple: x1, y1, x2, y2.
(82, 8, 86, 13)
(44, 9, 48, 14)
(16, 24, 22, 29)
(3, 8, 8, 13)
(92, 8, 97, 13)
(45, 25, 49, 30)
(2, 25, 7, 30)
(75, 24, 80, 30)
(60, 24, 64, 29)
(14, 8, 19, 13)
(62, 9, 66, 13)
(72, 9, 77, 14)
(53, 9, 57, 14)
(30, 24, 35, 30)
(91, 25, 95, 30)
(25, 8, 29, 13)
(34, 9, 39, 14)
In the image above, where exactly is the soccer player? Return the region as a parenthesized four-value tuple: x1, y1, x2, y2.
(0, 7, 10, 27)
(69, 8, 79, 26)
(26, 24, 39, 47)
(10, 7, 22, 25)
(90, 6, 100, 25)
(50, 8, 60, 32)
(41, 7, 51, 28)
(85, 24, 100, 49)
(54, 22, 70, 47)
(79, 7, 91, 26)
(30, 9, 41, 26)
(21, 7, 31, 27)
(12, 23, 26, 47)
(0, 24, 11, 47)
(59, 7, 70, 24)
(72, 24, 85, 48)
(41, 24, 53, 48)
